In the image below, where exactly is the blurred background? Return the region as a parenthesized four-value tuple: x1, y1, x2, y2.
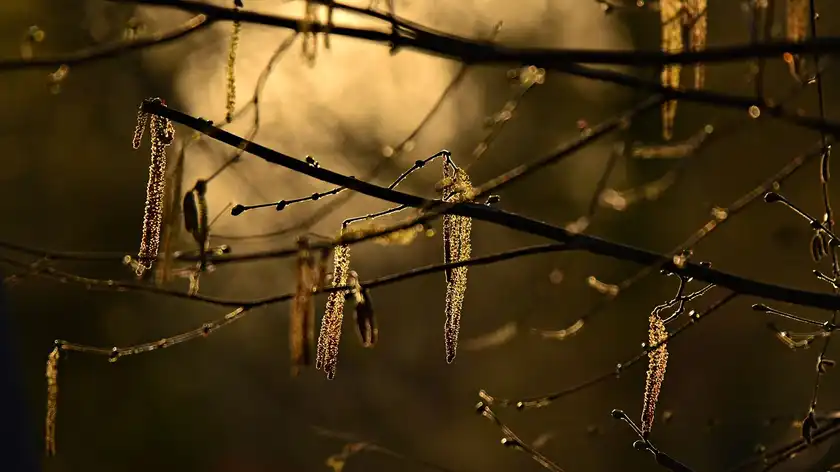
(2, 0, 840, 471)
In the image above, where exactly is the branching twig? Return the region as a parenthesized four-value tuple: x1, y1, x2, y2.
(0, 14, 212, 71)
(480, 292, 737, 409)
(542, 138, 828, 338)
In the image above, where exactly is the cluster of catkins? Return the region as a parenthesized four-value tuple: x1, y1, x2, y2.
(660, 0, 707, 140)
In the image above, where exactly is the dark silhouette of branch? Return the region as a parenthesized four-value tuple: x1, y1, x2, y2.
(726, 416, 840, 472)
(540, 138, 827, 339)
(107, 0, 840, 68)
(6, 1, 840, 135)
(475, 400, 565, 472)
(140, 100, 840, 311)
(0, 15, 212, 71)
(213, 22, 501, 241)
(804, 0, 838, 432)
(0, 244, 569, 308)
(43, 244, 571, 359)
(82, 0, 840, 137)
(611, 409, 696, 472)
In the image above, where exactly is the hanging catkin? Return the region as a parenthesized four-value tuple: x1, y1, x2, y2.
(154, 145, 185, 286)
(641, 312, 669, 437)
(441, 162, 473, 364)
(660, 0, 684, 140)
(291, 238, 317, 376)
(686, 0, 707, 89)
(45, 346, 60, 456)
(786, 0, 808, 43)
(133, 99, 175, 277)
(225, 6, 241, 123)
(316, 241, 351, 379)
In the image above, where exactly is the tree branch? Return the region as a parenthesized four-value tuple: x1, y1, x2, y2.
(141, 100, 840, 311)
(110, 0, 840, 68)
(0, 15, 212, 71)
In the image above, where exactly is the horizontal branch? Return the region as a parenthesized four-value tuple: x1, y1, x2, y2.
(105, 0, 840, 137)
(48, 244, 572, 359)
(144, 101, 840, 311)
(113, 0, 840, 68)
(481, 291, 738, 410)
(4, 0, 836, 135)
(1, 244, 569, 308)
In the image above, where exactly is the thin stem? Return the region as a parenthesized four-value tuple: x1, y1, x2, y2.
(481, 292, 737, 410)
(806, 0, 837, 420)
(0, 15, 213, 71)
(44, 244, 571, 359)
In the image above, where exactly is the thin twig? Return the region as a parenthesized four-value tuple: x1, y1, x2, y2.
(0, 15, 212, 70)
(140, 100, 840, 310)
(480, 292, 737, 410)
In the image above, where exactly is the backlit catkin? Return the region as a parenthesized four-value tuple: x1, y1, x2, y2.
(133, 99, 175, 277)
(641, 312, 669, 437)
(660, 0, 683, 140)
(45, 346, 60, 456)
(317, 242, 351, 379)
(441, 163, 473, 364)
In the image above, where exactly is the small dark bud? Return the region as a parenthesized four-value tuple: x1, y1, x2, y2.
(414, 159, 425, 167)
(752, 304, 770, 312)
(611, 409, 625, 420)
(802, 410, 818, 444)
(501, 438, 521, 448)
(275, 201, 287, 211)
(763, 191, 782, 203)
(633, 440, 648, 451)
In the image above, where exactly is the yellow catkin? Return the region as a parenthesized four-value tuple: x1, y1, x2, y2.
(134, 100, 175, 277)
(317, 242, 351, 379)
(786, 0, 808, 43)
(686, 0, 707, 89)
(225, 18, 240, 123)
(660, 0, 683, 140)
(301, 0, 318, 65)
(183, 181, 209, 296)
(442, 164, 473, 364)
(641, 313, 669, 437)
(45, 346, 60, 456)
(154, 148, 185, 286)
(291, 238, 317, 376)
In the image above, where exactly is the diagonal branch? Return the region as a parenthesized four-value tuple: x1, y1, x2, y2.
(142, 100, 840, 311)
(0, 15, 213, 71)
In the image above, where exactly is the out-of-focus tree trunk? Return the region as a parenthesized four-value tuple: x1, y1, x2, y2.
(0, 275, 40, 472)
